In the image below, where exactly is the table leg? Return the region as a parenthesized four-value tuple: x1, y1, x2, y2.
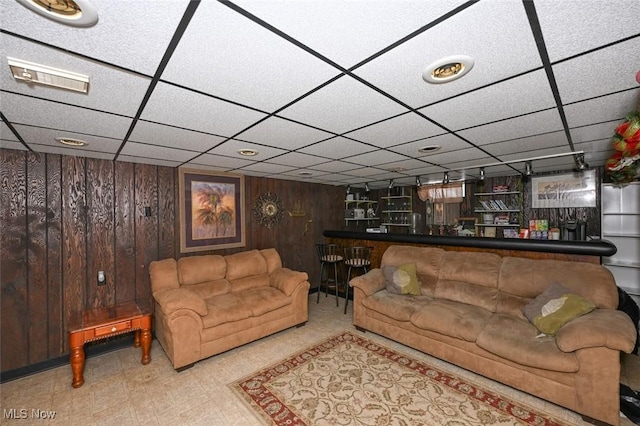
(140, 327, 151, 365)
(70, 344, 85, 388)
(133, 329, 141, 348)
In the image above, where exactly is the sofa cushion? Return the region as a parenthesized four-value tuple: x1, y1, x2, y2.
(225, 250, 268, 281)
(362, 291, 432, 322)
(177, 255, 226, 285)
(237, 286, 291, 316)
(184, 279, 230, 299)
(230, 273, 270, 293)
(410, 300, 493, 342)
(260, 248, 283, 274)
(476, 314, 579, 372)
(381, 246, 444, 295)
(522, 282, 596, 336)
(202, 293, 253, 328)
(383, 263, 420, 295)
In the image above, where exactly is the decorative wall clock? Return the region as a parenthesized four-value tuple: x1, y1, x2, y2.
(253, 192, 284, 229)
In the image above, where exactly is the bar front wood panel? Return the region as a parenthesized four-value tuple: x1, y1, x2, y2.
(0, 148, 344, 373)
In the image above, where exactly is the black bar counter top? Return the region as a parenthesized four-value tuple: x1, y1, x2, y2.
(323, 230, 617, 258)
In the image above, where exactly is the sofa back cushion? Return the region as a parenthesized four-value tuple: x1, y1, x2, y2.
(381, 245, 445, 297)
(497, 257, 618, 311)
(226, 249, 270, 292)
(435, 251, 501, 312)
(260, 248, 283, 274)
(149, 258, 180, 294)
(177, 255, 229, 298)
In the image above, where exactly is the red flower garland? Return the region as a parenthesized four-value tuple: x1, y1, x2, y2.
(606, 111, 640, 183)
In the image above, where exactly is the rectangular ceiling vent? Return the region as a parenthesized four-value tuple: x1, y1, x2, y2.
(8, 57, 89, 93)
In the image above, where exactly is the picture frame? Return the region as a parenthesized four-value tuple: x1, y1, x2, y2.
(179, 168, 245, 253)
(531, 170, 596, 209)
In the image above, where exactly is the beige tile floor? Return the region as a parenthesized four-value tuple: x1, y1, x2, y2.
(1, 293, 638, 425)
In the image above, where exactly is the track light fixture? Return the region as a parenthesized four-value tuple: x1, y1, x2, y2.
(478, 167, 485, 181)
(443, 171, 450, 184)
(415, 176, 422, 187)
(364, 182, 370, 194)
(575, 154, 589, 171)
(524, 161, 533, 176)
(388, 179, 395, 189)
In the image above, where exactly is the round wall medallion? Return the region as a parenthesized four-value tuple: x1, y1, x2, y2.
(253, 192, 284, 229)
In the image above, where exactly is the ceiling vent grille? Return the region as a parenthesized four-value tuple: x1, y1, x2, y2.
(8, 57, 89, 93)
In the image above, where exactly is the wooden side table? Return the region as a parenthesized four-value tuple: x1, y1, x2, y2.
(69, 301, 152, 388)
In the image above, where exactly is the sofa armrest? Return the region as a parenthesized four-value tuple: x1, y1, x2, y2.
(555, 308, 637, 353)
(153, 288, 208, 316)
(270, 267, 309, 296)
(349, 268, 385, 296)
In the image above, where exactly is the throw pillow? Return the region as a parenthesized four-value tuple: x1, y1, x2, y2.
(383, 263, 420, 295)
(522, 282, 596, 336)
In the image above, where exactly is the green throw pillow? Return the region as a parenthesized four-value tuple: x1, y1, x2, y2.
(522, 282, 596, 336)
(382, 263, 420, 295)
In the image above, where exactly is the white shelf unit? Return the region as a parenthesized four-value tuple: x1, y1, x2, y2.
(474, 191, 522, 236)
(601, 182, 640, 305)
(344, 200, 378, 224)
(381, 195, 412, 228)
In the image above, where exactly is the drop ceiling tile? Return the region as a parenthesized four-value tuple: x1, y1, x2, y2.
(354, 1, 541, 108)
(372, 158, 433, 174)
(141, 82, 267, 136)
(419, 70, 556, 131)
(161, 1, 340, 112)
(265, 152, 328, 168)
(554, 38, 640, 105)
(233, 0, 468, 68)
(440, 156, 493, 171)
(185, 153, 255, 170)
(419, 148, 489, 167)
(535, 0, 640, 62)
(278, 76, 408, 134)
(570, 121, 619, 145)
(343, 167, 391, 178)
(389, 133, 471, 158)
(0, 140, 27, 151)
(129, 121, 226, 152)
(117, 155, 182, 168)
(344, 112, 443, 147)
(564, 90, 639, 128)
(499, 147, 573, 164)
(237, 162, 296, 175)
(238, 117, 333, 150)
(1, 122, 18, 141)
(1, 33, 151, 116)
(12, 124, 122, 154)
(119, 142, 196, 162)
(3, 93, 133, 139)
(482, 131, 569, 157)
(206, 139, 286, 161)
(345, 149, 409, 168)
(574, 138, 613, 155)
(404, 165, 448, 177)
(298, 137, 376, 160)
(458, 109, 564, 146)
(0, 0, 190, 75)
(27, 144, 116, 160)
(308, 160, 362, 174)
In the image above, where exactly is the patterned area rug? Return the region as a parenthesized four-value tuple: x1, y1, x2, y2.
(231, 331, 576, 425)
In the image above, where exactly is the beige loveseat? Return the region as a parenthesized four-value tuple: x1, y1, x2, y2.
(349, 245, 637, 425)
(149, 248, 310, 369)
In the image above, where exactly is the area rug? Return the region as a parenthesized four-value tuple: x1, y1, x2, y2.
(230, 331, 578, 426)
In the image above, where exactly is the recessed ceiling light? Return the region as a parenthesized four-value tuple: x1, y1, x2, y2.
(8, 57, 89, 93)
(386, 167, 406, 173)
(15, 0, 99, 27)
(238, 148, 258, 156)
(56, 137, 88, 147)
(417, 145, 442, 154)
(299, 171, 313, 176)
(423, 55, 475, 84)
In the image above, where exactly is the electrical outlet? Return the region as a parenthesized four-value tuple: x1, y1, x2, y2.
(97, 270, 106, 286)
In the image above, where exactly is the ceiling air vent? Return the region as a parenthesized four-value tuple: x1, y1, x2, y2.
(8, 57, 89, 93)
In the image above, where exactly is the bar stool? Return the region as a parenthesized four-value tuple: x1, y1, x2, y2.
(316, 243, 344, 306)
(343, 246, 372, 314)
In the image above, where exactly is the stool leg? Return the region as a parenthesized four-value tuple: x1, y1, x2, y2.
(317, 262, 324, 304)
(333, 262, 339, 307)
(344, 266, 352, 315)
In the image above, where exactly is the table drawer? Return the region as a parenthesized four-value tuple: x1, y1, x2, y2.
(95, 320, 132, 337)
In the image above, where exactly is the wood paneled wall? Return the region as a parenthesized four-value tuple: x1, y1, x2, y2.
(0, 148, 344, 373)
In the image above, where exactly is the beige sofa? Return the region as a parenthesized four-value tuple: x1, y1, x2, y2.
(149, 248, 310, 370)
(349, 245, 637, 425)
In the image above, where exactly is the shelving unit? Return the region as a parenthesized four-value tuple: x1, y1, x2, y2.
(474, 190, 521, 237)
(601, 182, 640, 305)
(381, 194, 412, 230)
(344, 199, 378, 225)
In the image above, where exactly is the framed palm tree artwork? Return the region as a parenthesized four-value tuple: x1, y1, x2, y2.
(179, 168, 245, 253)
